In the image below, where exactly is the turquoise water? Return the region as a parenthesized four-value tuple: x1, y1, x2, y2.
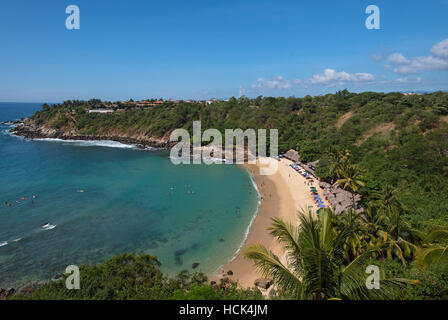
(0, 103, 259, 288)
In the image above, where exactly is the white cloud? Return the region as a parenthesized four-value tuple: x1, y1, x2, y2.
(388, 53, 411, 65)
(310, 69, 375, 85)
(392, 76, 422, 84)
(370, 53, 384, 62)
(386, 38, 448, 75)
(253, 76, 301, 89)
(253, 69, 376, 90)
(431, 39, 448, 58)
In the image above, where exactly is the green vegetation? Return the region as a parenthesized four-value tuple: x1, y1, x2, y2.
(22, 90, 448, 300)
(11, 253, 263, 300)
(245, 209, 412, 300)
(31, 91, 448, 227)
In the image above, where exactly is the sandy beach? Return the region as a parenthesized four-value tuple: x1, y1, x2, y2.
(211, 157, 328, 289)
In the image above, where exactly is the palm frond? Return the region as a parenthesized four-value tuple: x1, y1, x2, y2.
(414, 246, 448, 270)
(244, 244, 303, 298)
(340, 250, 406, 300)
(268, 217, 301, 274)
(423, 229, 448, 245)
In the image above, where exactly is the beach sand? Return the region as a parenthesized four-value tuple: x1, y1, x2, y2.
(210, 158, 328, 289)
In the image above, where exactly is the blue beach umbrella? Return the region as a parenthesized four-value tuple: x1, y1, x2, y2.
(318, 204, 326, 208)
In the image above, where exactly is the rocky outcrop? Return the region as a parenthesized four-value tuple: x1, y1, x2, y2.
(0, 288, 15, 300)
(10, 123, 174, 149)
(254, 278, 272, 290)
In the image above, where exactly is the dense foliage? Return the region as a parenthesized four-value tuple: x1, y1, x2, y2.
(30, 91, 448, 227)
(11, 253, 263, 300)
(23, 90, 448, 299)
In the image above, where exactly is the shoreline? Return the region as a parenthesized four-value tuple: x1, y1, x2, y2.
(212, 158, 328, 289)
(8, 126, 330, 290)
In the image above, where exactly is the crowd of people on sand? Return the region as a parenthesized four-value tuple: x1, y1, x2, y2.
(285, 159, 328, 214)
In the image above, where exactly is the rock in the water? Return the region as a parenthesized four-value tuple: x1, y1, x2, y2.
(51, 273, 63, 282)
(192, 262, 200, 269)
(19, 285, 37, 296)
(254, 278, 272, 289)
(0, 288, 15, 300)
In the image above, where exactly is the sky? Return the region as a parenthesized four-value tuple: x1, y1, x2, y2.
(0, 0, 447, 102)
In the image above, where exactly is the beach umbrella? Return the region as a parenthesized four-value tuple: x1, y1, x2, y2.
(318, 204, 326, 208)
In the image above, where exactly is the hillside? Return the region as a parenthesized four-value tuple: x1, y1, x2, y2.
(12, 90, 448, 228)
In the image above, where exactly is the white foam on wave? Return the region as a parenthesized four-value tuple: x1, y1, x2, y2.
(168, 155, 228, 164)
(42, 223, 56, 230)
(33, 138, 136, 149)
(0, 241, 8, 247)
(1, 124, 17, 136)
(213, 168, 261, 274)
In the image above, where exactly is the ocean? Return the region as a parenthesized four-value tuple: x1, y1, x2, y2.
(0, 102, 259, 288)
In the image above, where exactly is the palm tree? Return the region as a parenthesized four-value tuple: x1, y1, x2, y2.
(244, 209, 407, 300)
(365, 185, 421, 265)
(415, 229, 448, 270)
(327, 149, 351, 184)
(369, 184, 407, 218)
(359, 205, 418, 266)
(335, 164, 365, 208)
(334, 209, 376, 262)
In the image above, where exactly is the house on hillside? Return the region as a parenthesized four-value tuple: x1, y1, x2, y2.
(88, 109, 114, 114)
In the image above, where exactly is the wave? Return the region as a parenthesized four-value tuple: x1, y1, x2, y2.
(33, 138, 136, 149)
(0, 241, 8, 247)
(213, 168, 261, 273)
(168, 155, 228, 163)
(1, 126, 24, 139)
(41, 223, 56, 230)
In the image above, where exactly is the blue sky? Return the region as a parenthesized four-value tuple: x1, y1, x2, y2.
(1, 0, 447, 102)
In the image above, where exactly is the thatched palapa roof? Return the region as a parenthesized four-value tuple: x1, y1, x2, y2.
(285, 149, 300, 162)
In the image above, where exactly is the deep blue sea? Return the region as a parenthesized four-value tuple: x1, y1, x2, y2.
(0, 102, 259, 288)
